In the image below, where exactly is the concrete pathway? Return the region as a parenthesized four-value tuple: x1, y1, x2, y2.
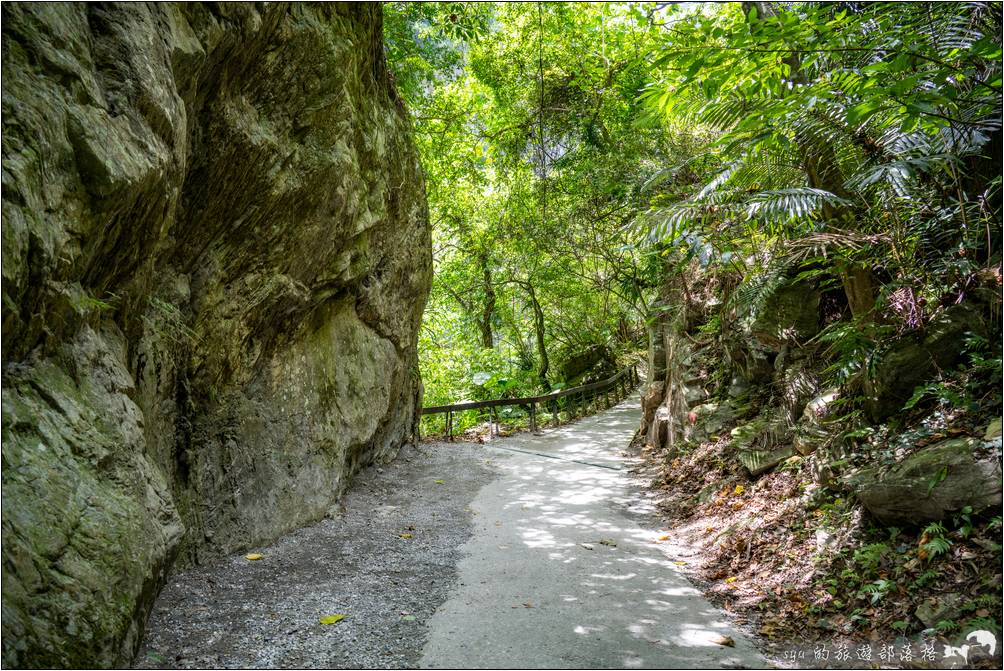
(420, 396, 765, 669)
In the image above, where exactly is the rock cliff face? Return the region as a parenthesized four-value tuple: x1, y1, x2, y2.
(1, 3, 431, 667)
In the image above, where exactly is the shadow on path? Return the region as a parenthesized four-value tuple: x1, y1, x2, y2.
(420, 396, 766, 669)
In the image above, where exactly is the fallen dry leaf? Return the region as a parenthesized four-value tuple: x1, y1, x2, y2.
(245, 553, 263, 561)
(399, 532, 413, 539)
(710, 634, 735, 647)
(598, 539, 617, 547)
(657, 534, 672, 541)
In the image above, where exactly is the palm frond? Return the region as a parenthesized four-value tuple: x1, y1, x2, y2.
(745, 188, 852, 223)
(638, 201, 713, 243)
(783, 229, 894, 262)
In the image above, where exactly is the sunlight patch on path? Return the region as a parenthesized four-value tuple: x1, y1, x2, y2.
(419, 397, 766, 669)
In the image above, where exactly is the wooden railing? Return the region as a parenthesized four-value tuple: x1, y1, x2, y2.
(420, 363, 641, 441)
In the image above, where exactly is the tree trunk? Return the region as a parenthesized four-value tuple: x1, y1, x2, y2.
(479, 256, 495, 348)
(526, 283, 550, 390)
(837, 261, 877, 321)
(647, 320, 666, 381)
(747, 0, 877, 320)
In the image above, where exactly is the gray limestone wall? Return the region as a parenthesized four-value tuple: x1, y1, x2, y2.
(1, 3, 431, 667)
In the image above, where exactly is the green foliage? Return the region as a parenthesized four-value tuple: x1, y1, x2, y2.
(386, 3, 676, 424)
(73, 293, 115, 314)
(912, 569, 940, 589)
(386, 2, 1002, 443)
(953, 506, 976, 539)
(921, 522, 953, 560)
(815, 319, 895, 388)
(852, 542, 890, 574)
(860, 578, 895, 605)
(904, 381, 967, 411)
(638, 1, 1001, 337)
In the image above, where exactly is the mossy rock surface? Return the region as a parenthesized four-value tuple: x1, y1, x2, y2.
(749, 279, 821, 348)
(2, 3, 430, 666)
(863, 304, 986, 422)
(846, 437, 1003, 524)
(737, 446, 796, 477)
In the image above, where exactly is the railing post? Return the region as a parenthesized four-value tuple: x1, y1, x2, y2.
(530, 401, 537, 433)
(447, 410, 453, 442)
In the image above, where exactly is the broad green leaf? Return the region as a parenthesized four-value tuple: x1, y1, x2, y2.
(319, 614, 347, 625)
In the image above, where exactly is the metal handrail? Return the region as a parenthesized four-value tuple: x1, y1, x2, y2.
(420, 362, 640, 439)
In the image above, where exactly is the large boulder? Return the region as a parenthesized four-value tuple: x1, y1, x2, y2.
(792, 388, 840, 456)
(687, 401, 735, 444)
(730, 417, 796, 476)
(863, 304, 986, 421)
(846, 437, 1002, 525)
(778, 360, 818, 423)
(2, 3, 431, 667)
(558, 344, 614, 383)
(749, 278, 821, 349)
(737, 446, 796, 477)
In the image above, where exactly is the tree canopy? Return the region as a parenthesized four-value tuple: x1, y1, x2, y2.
(384, 1, 1001, 433)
